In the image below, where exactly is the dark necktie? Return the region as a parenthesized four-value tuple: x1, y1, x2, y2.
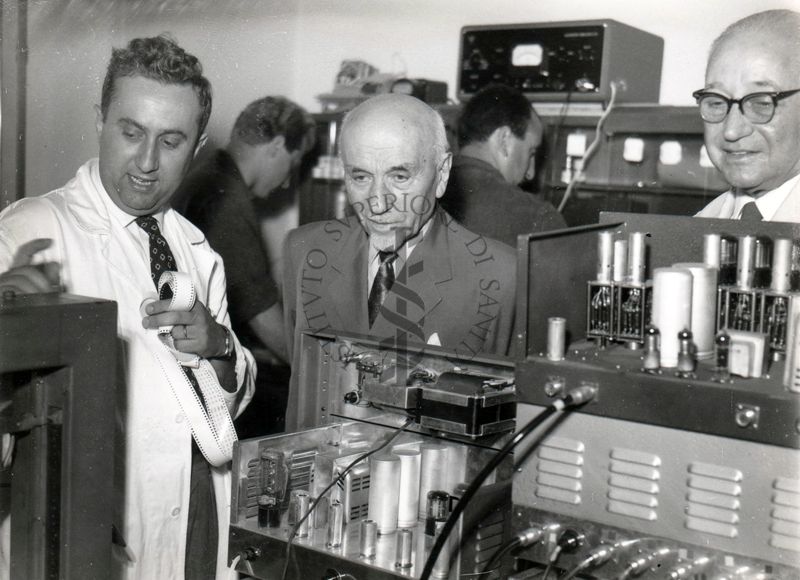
(368, 250, 398, 327)
(135, 216, 205, 407)
(740, 201, 763, 221)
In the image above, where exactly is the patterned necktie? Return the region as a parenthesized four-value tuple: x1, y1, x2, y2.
(136, 216, 206, 407)
(368, 250, 398, 327)
(740, 201, 763, 221)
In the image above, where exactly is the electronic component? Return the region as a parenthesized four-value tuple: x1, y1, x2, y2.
(458, 19, 663, 103)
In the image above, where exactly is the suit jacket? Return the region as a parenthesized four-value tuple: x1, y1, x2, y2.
(282, 208, 516, 430)
(440, 154, 566, 246)
(695, 177, 800, 222)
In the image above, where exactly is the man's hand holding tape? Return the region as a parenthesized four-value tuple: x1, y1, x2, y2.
(142, 289, 237, 392)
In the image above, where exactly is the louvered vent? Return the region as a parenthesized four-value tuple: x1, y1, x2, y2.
(536, 436, 585, 505)
(607, 447, 661, 521)
(770, 476, 800, 552)
(243, 457, 261, 517)
(289, 448, 317, 491)
(685, 461, 742, 538)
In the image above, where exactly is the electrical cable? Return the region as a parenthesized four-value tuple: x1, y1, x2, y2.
(617, 547, 672, 580)
(482, 526, 547, 578)
(279, 416, 416, 580)
(419, 386, 596, 580)
(561, 540, 640, 580)
(557, 81, 620, 213)
(541, 544, 562, 580)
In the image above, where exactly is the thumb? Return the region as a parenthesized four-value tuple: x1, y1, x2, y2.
(11, 238, 53, 268)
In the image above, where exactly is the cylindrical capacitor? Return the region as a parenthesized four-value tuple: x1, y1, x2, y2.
(613, 239, 628, 283)
(642, 326, 660, 371)
(293, 491, 311, 538)
(326, 500, 344, 548)
(672, 263, 718, 360)
(425, 490, 450, 537)
(719, 236, 738, 286)
(596, 231, 614, 283)
(754, 236, 773, 289)
(258, 494, 281, 528)
(652, 268, 693, 368)
(395, 528, 413, 569)
(360, 519, 377, 559)
(368, 453, 400, 534)
(418, 444, 448, 519)
(773, 238, 793, 293)
(547, 317, 566, 361)
(394, 447, 421, 528)
(737, 235, 756, 290)
(627, 232, 646, 284)
(703, 233, 721, 269)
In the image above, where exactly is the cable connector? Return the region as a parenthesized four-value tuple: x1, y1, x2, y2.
(516, 526, 546, 547)
(564, 385, 597, 406)
(556, 528, 585, 554)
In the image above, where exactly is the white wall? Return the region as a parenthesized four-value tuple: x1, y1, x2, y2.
(23, 0, 800, 197)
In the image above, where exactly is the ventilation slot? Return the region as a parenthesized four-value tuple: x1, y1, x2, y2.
(536, 436, 585, 505)
(685, 461, 742, 538)
(770, 476, 800, 552)
(607, 447, 661, 521)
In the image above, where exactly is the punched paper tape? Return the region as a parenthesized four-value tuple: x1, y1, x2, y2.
(141, 271, 237, 466)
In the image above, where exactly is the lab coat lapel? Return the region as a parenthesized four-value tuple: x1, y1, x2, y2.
(774, 177, 800, 223)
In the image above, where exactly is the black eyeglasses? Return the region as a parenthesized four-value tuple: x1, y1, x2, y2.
(692, 88, 800, 124)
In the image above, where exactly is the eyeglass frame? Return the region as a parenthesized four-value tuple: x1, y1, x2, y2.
(691, 87, 800, 124)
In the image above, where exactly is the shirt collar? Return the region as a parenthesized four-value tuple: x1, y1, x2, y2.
(737, 173, 800, 220)
(368, 216, 434, 268)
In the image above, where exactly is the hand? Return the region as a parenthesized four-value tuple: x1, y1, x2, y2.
(0, 238, 60, 295)
(141, 298, 226, 359)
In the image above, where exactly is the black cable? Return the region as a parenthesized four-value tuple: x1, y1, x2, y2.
(481, 537, 522, 578)
(280, 416, 416, 580)
(419, 386, 596, 580)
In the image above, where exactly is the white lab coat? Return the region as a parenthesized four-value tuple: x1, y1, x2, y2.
(696, 175, 800, 222)
(0, 159, 255, 579)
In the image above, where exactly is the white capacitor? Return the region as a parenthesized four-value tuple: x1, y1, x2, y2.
(703, 233, 721, 269)
(673, 263, 718, 360)
(597, 231, 614, 283)
(613, 240, 628, 283)
(418, 443, 448, 519)
(737, 235, 756, 290)
(772, 238, 792, 294)
(393, 447, 421, 528)
(368, 454, 400, 535)
(652, 267, 693, 367)
(547, 317, 566, 362)
(627, 232, 646, 284)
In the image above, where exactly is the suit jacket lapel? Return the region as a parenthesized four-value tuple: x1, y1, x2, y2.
(327, 224, 370, 334)
(774, 177, 800, 223)
(371, 209, 453, 342)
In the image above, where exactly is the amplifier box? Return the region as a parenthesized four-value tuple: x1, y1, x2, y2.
(458, 19, 663, 104)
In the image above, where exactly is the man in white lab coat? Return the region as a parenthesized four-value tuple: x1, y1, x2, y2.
(0, 36, 255, 579)
(694, 9, 800, 222)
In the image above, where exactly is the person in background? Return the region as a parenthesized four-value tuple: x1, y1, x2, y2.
(282, 94, 516, 431)
(180, 96, 315, 437)
(695, 9, 800, 222)
(440, 83, 566, 246)
(0, 35, 255, 579)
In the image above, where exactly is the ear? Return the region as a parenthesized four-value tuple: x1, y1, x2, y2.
(193, 133, 208, 158)
(495, 126, 514, 157)
(267, 135, 286, 156)
(94, 104, 104, 138)
(434, 152, 453, 199)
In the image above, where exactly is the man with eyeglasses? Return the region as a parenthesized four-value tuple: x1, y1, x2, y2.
(695, 9, 800, 222)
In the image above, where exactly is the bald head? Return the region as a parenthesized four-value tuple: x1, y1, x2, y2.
(338, 94, 453, 251)
(700, 9, 800, 195)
